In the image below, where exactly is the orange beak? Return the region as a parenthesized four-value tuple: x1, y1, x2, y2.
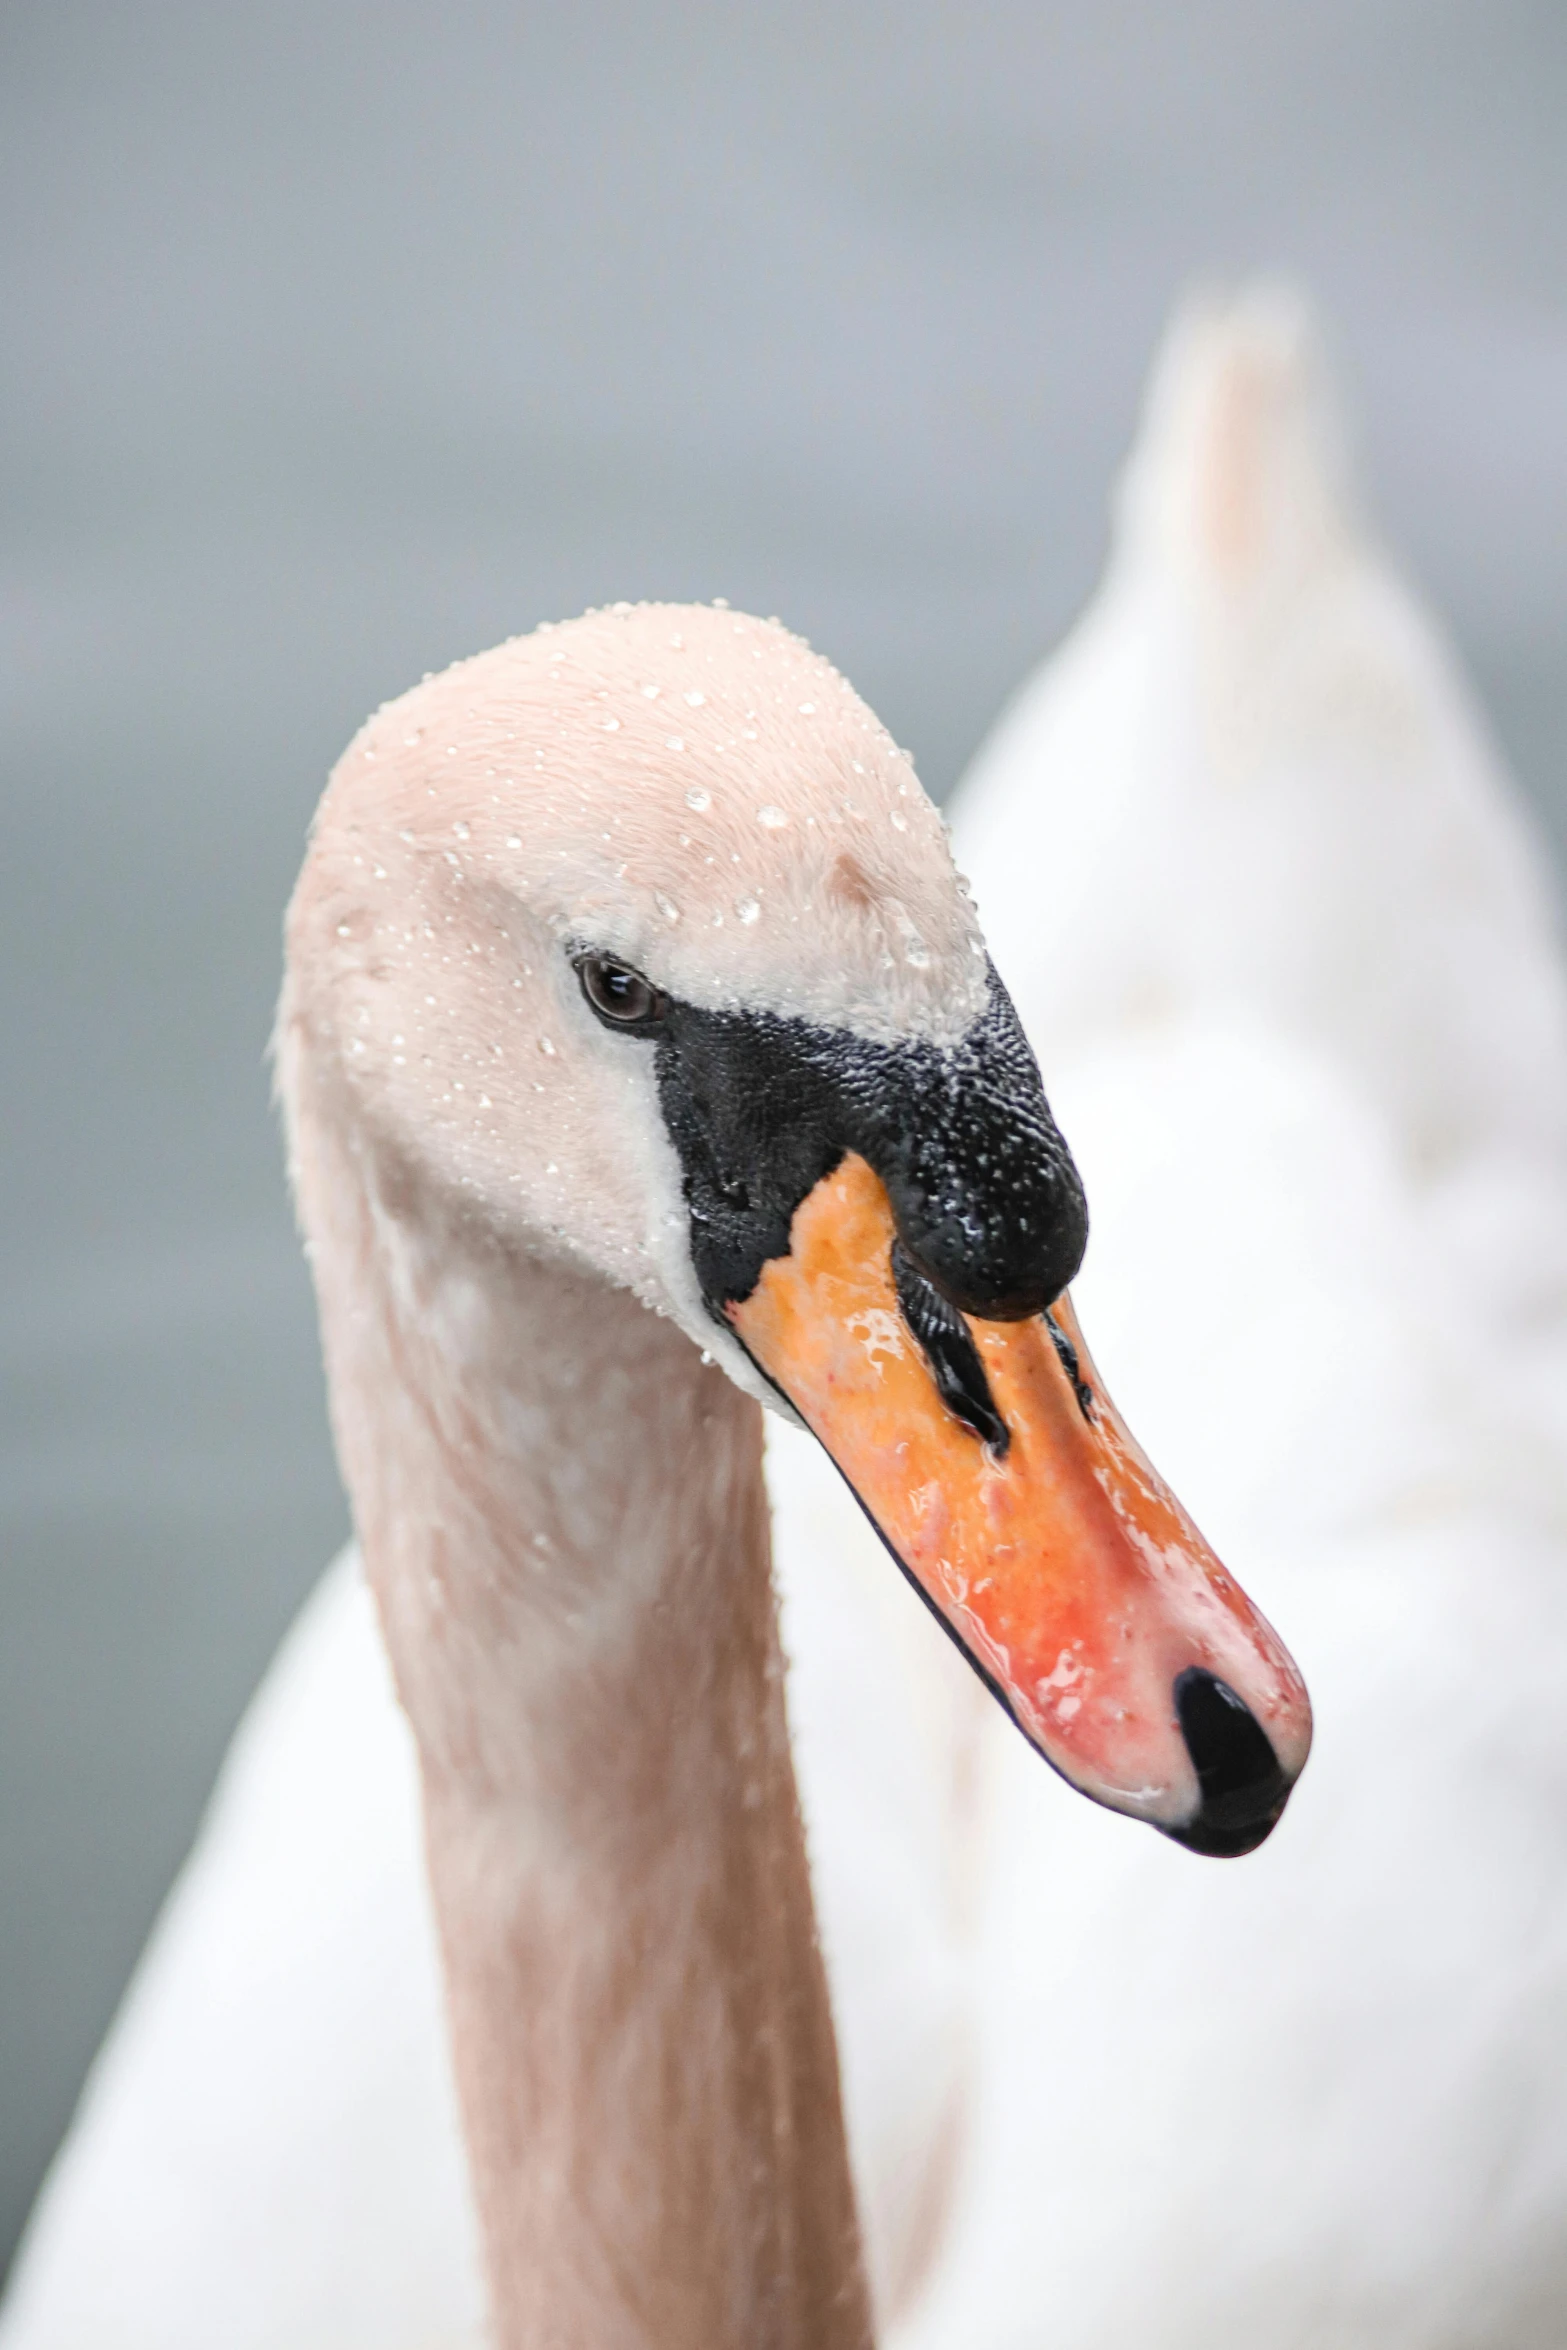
(730, 1153, 1311, 1851)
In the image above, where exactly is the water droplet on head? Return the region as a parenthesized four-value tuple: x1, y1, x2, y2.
(538, 1036, 557, 1056)
(685, 786, 711, 812)
(684, 690, 706, 708)
(655, 892, 681, 924)
(756, 805, 789, 830)
(798, 702, 816, 715)
(736, 897, 760, 925)
(666, 736, 685, 753)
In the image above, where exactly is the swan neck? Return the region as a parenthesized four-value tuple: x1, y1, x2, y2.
(289, 1089, 873, 2350)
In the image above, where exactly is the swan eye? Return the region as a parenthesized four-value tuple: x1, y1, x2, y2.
(576, 955, 667, 1033)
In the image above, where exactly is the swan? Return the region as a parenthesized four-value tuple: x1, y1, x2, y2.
(897, 288, 1567, 2348)
(0, 601, 1310, 2348)
(16, 281, 1560, 2348)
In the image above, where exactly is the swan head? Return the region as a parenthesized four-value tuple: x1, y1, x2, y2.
(283, 601, 1310, 1854)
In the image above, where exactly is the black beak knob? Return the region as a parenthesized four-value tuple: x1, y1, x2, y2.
(1165, 1667, 1289, 1858)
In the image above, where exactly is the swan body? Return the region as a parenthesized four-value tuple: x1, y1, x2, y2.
(903, 1013, 1567, 2350)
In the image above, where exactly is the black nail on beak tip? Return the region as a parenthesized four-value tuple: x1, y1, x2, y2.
(1165, 1668, 1290, 1859)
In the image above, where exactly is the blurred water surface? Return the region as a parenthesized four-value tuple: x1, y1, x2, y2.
(2, 0, 1565, 2275)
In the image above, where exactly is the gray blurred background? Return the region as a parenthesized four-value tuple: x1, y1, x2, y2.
(2, 0, 1564, 2278)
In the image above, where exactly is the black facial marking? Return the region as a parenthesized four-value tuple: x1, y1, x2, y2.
(1047, 1312, 1095, 1422)
(891, 1238, 1010, 1455)
(645, 960, 1088, 1323)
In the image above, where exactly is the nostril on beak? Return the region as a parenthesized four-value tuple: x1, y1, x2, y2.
(1167, 1667, 1290, 1859)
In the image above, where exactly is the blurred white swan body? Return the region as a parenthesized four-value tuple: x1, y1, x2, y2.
(903, 1015, 1567, 2350)
(9, 287, 1567, 2349)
